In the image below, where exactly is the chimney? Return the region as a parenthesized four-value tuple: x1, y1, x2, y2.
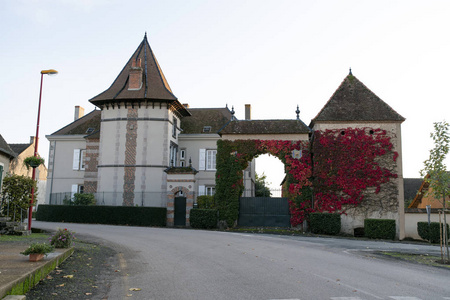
(245, 104, 251, 120)
(74, 106, 85, 121)
(30, 136, 35, 144)
(128, 58, 143, 90)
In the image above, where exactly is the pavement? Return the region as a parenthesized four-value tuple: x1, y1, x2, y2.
(0, 242, 73, 299)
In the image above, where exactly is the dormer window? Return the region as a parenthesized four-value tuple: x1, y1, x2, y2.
(86, 128, 95, 134)
(203, 126, 211, 133)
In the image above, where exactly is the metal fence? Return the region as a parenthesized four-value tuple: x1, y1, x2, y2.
(49, 191, 167, 207)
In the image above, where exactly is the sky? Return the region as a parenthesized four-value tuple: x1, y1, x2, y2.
(1, 0, 449, 189)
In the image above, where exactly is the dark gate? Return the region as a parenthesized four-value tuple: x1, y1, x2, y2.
(238, 197, 290, 227)
(174, 197, 186, 227)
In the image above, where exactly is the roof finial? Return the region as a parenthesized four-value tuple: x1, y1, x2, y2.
(296, 105, 300, 120)
(144, 32, 147, 39)
(349, 67, 352, 76)
(231, 106, 236, 120)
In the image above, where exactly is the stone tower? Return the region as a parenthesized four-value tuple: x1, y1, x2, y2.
(89, 34, 190, 206)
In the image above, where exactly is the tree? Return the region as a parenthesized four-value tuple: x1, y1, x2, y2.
(1, 174, 37, 222)
(255, 172, 272, 197)
(420, 121, 450, 263)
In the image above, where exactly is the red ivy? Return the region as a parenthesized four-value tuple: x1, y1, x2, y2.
(312, 128, 397, 214)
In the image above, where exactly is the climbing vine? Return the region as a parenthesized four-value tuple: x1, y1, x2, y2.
(215, 139, 312, 227)
(215, 128, 397, 228)
(312, 127, 398, 213)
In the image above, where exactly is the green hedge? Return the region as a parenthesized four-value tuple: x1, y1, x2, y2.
(310, 213, 341, 235)
(36, 205, 166, 227)
(190, 209, 218, 229)
(364, 219, 396, 240)
(196, 195, 216, 209)
(417, 222, 450, 243)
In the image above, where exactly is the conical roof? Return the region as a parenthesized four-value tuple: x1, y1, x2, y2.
(312, 74, 405, 124)
(90, 34, 189, 116)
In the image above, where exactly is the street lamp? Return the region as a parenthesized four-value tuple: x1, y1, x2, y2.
(28, 69, 58, 230)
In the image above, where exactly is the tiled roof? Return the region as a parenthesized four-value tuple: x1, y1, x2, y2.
(89, 34, 189, 117)
(180, 107, 232, 134)
(51, 110, 101, 136)
(220, 119, 311, 135)
(9, 143, 32, 155)
(0, 134, 16, 158)
(312, 74, 405, 124)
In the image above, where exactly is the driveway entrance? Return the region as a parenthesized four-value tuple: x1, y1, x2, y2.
(238, 197, 290, 227)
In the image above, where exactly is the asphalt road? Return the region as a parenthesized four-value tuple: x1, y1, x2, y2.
(33, 221, 450, 300)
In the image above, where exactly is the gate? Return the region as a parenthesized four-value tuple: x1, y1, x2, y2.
(238, 197, 290, 227)
(174, 197, 186, 227)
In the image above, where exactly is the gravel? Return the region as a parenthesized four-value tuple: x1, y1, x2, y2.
(26, 239, 119, 300)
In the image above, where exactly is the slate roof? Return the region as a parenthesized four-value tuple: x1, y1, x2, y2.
(0, 134, 16, 158)
(9, 143, 32, 155)
(89, 34, 189, 117)
(220, 119, 311, 135)
(403, 178, 423, 201)
(312, 74, 405, 125)
(180, 107, 232, 134)
(51, 110, 101, 136)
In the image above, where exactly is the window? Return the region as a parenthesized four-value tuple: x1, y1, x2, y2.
(206, 150, 217, 170)
(206, 186, 215, 196)
(199, 149, 217, 170)
(203, 126, 211, 133)
(73, 149, 86, 171)
(180, 161, 186, 167)
(180, 149, 186, 160)
(172, 117, 178, 138)
(170, 143, 178, 167)
(71, 184, 84, 199)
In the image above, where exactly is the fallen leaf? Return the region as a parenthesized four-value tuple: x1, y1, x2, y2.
(63, 275, 74, 279)
(336, 279, 340, 281)
(57, 283, 65, 287)
(353, 290, 357, 292)
(126, 294, 133, 297)
(51, 293, 58, 296)
(115, 270, 121, 272)
(129, 288, 141, 291)
(85, 293, 92, 295)
(46, 275, 53, 280)
(92, 286, 98, 288)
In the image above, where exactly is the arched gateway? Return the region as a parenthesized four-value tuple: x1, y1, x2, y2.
(216, 118, 312, 228)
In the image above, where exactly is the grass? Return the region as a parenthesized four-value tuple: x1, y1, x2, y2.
(0, 233, 49, 242)
(381, 251, 450, 269)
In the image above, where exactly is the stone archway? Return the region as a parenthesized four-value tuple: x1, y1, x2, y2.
(215, 139, 312, 228)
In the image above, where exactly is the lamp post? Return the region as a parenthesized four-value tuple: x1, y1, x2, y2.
(28, 69, 58, 230)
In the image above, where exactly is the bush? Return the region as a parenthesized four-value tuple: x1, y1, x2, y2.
(21, 243, 54, 256)
(36, 205, 166, 227)
(417, 222, 450, 243)
(190, 209, 218, 229)
(73, 193, 96, 206)
(196, 195, 215, 209)
(50, 228, 75, 248)
(309, 213, 341, 235)
(364, 219, 396, 240)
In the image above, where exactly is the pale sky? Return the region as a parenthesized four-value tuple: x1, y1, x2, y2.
(1, 0, 449, 189)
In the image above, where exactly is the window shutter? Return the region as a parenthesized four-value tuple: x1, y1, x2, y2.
(0, 165, 3, 190)
(71, 184, 78, 199)
(199, 149, 206, 170)
(198, 185, 205, 196)
(73, 149, 80, 170)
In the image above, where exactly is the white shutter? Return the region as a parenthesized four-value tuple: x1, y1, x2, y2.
(71, 184, 78, 199)
(73, 149, 80, 170)
(198, 185, 206, 196)
(199, 149, 206, 170)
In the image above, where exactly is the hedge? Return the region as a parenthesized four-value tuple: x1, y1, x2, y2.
(364, 219, 396, 240)
(417, 222, 450, 243)
(196, 195, 216, 209)
(309, 213, 341, 235)
(190, 209, 218, 229)
(36, 205, 166, 227)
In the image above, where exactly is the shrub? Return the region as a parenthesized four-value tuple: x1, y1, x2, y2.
(417, 222, 450, 243)
(196, 195, 215, 209)
(21, 243, 54, 256)
(36, 205, 166, 227)
(50, 228, 75, 248)
(73, 193, 96, 206)
(309, 213, 341, 235)
(364, 219, 396, 240)
(190, 209, 218, 229)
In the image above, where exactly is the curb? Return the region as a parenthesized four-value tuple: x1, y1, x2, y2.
(0, 247, 74, 299)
